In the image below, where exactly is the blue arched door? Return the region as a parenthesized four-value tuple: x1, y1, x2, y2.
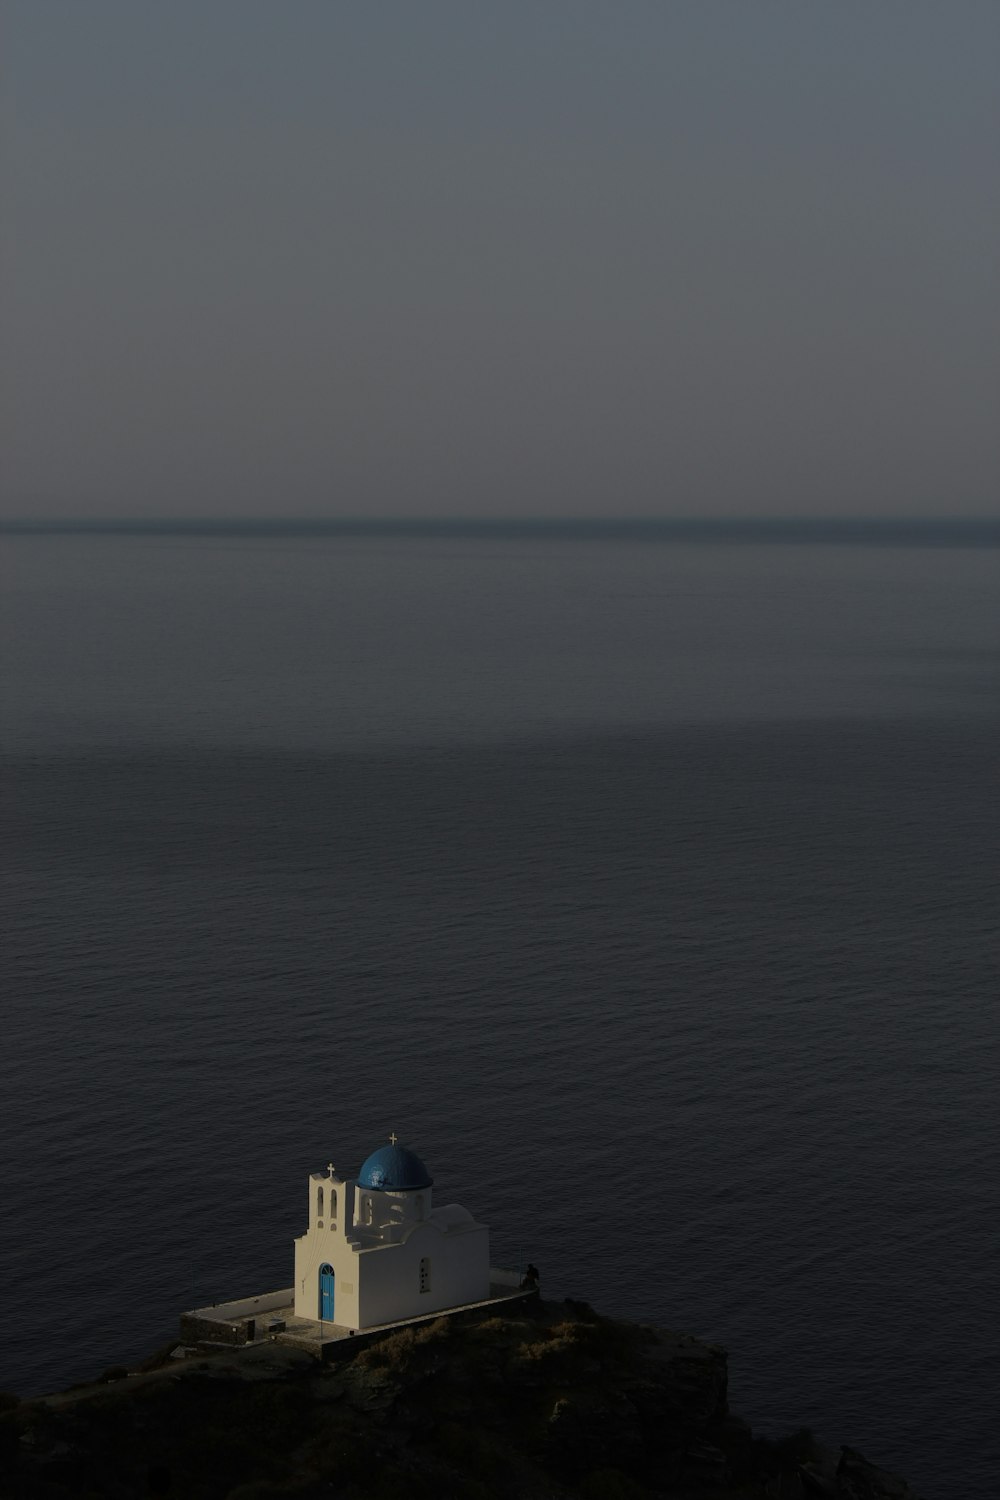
(319, 1264, 335, 1321)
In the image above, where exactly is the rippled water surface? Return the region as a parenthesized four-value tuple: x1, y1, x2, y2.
(2, 528, 998, 1498)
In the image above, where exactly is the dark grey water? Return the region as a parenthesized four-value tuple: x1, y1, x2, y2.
(2, 527, 998, 1498)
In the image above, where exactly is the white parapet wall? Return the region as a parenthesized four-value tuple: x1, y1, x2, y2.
(180, 1269, 536, 1353)
(190, 1289, 293, 1323)
(489, 1268, 524, 1290)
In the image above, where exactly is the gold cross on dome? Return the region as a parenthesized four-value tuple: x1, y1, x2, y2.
(389, 1132, 398, 1146)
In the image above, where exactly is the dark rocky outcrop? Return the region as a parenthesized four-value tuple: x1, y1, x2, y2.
(0, 1299, 922, 1499)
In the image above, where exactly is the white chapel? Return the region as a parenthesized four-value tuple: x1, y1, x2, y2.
(293, 1137, 491, 1329)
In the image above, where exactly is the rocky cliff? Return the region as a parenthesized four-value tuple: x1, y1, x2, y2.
(1, 1297, 922, 1499)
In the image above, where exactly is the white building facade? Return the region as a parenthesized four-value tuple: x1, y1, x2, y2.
(293, 1139, 490, 1329)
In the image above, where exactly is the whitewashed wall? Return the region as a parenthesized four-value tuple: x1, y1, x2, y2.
(292, 1169, 490, 1329)
(357, 1218, 490, 1327)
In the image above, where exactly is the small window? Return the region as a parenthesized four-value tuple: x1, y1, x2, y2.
(317, 1186, 324, 1225)
(419, 1257, 431, 1294)
(364, 1197, 374, 1226)
(329, 1191, 337, 1223)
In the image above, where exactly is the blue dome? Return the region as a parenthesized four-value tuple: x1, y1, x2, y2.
(358, 1143, 433, 1192)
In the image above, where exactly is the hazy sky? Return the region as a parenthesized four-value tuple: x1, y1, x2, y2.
(3, 1, 998, 518)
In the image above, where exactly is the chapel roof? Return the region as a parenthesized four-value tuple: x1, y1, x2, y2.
(358, 1142, 433, 1191)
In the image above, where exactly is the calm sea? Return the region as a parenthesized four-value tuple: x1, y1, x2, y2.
(2, 523, 998, 1498)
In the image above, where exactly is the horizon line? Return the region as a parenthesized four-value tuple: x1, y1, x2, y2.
(2, 514, 999, 547)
